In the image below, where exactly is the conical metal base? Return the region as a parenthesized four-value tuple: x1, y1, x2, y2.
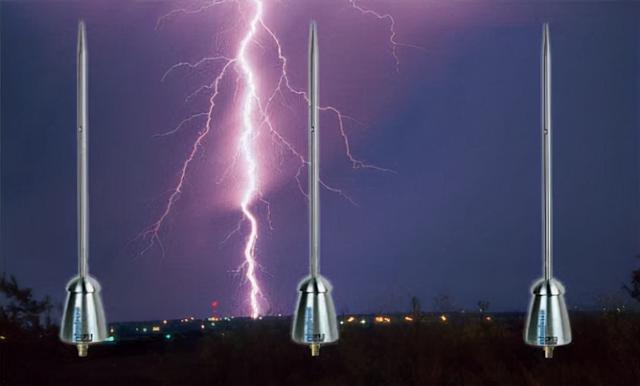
(60, 275, 107, 357)
(524, 278, 572, 358)
(292, 276, 339, 356)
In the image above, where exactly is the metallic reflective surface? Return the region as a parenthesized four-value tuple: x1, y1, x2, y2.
(60, 21, 107, 357)
(523, 23, 571, 358)
(291, 22, 339, 356)
(308, 20, 320, 278)
(291, 276, 339, 354)
(77, 20, 89, 278)
(541, 22, 552, 281)
(59, 276, 108, 356)
(524, 279, 572, 357)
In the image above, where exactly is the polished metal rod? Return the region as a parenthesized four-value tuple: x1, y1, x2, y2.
(542, 23, 552, 281)
(77, 21, 89, 278)
(523, 23, 572, 358)
(309, 21, 320, 278)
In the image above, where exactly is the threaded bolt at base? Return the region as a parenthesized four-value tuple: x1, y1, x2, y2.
(77, 343, 89, 357)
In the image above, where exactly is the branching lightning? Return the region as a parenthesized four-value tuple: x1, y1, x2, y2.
(138, 0, 410, 317)
(348, 0, 423, 73)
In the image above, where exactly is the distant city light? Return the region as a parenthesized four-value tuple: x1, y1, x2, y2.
(104, 311, 495, 345)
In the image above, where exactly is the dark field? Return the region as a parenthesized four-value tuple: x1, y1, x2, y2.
(2, 313, 639, 386)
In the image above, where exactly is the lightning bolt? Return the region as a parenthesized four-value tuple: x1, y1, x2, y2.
(236, 0, 263, 319)
(348, 0, 423, 73)
(138, 0, 406, 318)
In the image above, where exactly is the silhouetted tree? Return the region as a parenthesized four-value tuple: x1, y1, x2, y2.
(410, 296, 422, 320)
(477, 300, 490, 314)
(623, 255, 640, 303)
(433, 294, 453, 313)
(0, 274, 55, 333)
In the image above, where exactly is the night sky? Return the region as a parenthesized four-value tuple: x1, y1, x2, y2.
(1, 1, 638, 322)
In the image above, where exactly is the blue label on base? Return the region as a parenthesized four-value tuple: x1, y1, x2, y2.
(537, 309, 546, 345)
(304, 306, 325, 343)
(72, 307, 93, 342)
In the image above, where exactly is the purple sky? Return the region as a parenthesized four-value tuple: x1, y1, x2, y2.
(1, 1, 639, 321)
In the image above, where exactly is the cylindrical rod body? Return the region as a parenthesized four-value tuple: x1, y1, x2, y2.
(291, 22, 339, 353)
(523, 23, 571, 357)
(309, 22, 320, 278)
(541, 23, 552, 280)
(77, 21, 89, 278)
(59, 21, 108, 357)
